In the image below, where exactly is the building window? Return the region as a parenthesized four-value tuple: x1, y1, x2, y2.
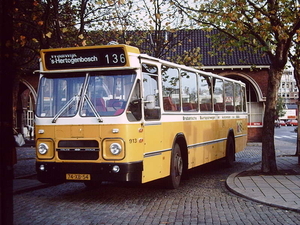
(248, 102, 263, 126)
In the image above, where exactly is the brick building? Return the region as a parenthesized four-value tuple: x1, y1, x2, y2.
(17, 29, 271, 142)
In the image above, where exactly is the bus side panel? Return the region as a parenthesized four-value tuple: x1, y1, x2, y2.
(142, 123, 165, 183)
(214, 119, 228, 160)
(185, 118, 248, 170)
(188, 120, 221, 169)
(235, 136, 247, 153)
(142, 155, 162, 183)
(233, 118, 248, 153)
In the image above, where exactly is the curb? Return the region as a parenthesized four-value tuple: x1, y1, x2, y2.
(226, 171, 300, 213)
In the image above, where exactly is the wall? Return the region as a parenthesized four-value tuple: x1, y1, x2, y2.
(248, 127, 263, 142)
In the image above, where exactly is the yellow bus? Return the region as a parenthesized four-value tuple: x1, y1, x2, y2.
(35, 44, 247, 188)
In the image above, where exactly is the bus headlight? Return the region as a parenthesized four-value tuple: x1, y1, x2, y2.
(110, 143, 122, 155)
(38, 143, 49, 155)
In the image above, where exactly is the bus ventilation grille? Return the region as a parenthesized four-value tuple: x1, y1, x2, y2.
(57, 140, 99, 160)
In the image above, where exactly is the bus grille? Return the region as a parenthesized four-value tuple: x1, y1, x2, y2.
(57, 140, 100, 160)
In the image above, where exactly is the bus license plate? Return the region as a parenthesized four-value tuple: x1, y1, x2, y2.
(66, 173, 91, 181)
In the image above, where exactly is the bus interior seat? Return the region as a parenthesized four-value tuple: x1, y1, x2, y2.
(95, 98, 106, 111)
(106, 99, 125, 111)
(183, 103, 193, 111)
(192, 103, 198, 111)
(163, 97, 177, 111)
(200, 103, 212, 111)
(114, 109, 124, 115)
(200, 104, 207, 111)
(214, 103, 225, 111)
(226, 105, 235, 112)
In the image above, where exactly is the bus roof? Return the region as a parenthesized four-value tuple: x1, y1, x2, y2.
(39, 44, 245, 86)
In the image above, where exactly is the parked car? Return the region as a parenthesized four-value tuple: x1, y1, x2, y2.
(278, 120, 286, 126)
(274, 120, 286, 128)
(286, 119, 298, 126)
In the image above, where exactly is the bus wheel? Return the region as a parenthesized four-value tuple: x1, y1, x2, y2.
(166, 143, 183, 189)
(225, 135, 235, 167)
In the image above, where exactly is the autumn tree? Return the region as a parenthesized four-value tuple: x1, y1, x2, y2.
(171, 0, 300, 173)
(11, 0, 80, 128)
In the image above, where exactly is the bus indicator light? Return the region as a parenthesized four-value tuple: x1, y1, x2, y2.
(112, 165, 120, 173)
(38, 129, 44, 134)
(112, 128, 119, 133)
(39, 164, 45, 171)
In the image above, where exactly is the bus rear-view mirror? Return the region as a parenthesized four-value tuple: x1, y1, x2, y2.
(145, 95, 155, 109)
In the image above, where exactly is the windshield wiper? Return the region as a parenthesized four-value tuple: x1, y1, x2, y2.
(52, 95, 79, 123)
(84, 95, 103, 122)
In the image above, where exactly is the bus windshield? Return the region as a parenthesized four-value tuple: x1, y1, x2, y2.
(36, 71, 137, 119)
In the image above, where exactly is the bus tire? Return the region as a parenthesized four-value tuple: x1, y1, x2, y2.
(165, 143, 183, 189)
(225, 135, 235, 167)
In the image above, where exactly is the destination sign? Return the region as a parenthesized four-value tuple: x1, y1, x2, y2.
(43, 47, 127, 70)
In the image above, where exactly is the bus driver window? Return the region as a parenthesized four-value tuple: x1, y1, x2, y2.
(127, 80, 142, 121)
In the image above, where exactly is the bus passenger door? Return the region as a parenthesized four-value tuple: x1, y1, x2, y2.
(141, 64, 164, 183)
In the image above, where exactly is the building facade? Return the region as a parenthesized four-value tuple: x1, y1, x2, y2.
(279, 69, 298, 105)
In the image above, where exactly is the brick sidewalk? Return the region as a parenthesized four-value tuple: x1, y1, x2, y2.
(226, 156, 300, 212)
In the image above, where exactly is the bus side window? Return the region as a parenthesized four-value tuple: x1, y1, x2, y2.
(162, 66, 180, 112)
(225, 80, 234, 112)
(199, 75, 212, 112)
(163, 97, 177, 111)
(142, 65, 161, 120)
(213, 78, 224, 112)
(242, 86, 247, 112)
(181, 70, 198, 112)
(235, 84, 246, 112)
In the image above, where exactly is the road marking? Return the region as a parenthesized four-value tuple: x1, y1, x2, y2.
(274, 135, 297, 139)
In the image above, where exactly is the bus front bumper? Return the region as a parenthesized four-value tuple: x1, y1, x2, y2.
(36, 161, 143, 184)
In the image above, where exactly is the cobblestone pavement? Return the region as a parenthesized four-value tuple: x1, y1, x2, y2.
(14, 145, 36, 178)
(13, 142, 300, 225)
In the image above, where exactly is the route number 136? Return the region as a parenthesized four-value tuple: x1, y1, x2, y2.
(105, 54, 126, 64)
